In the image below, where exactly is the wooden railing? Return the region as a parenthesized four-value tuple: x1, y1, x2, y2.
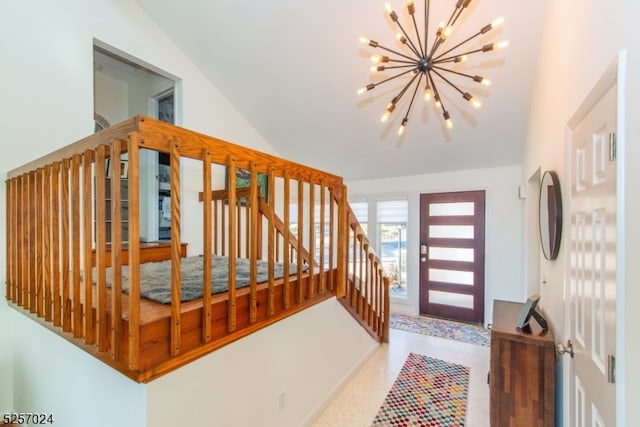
(5, 115, 389, 381)
(337, 191, 390, 343)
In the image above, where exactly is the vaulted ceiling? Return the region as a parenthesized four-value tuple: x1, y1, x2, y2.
(134, 0, 545, 181)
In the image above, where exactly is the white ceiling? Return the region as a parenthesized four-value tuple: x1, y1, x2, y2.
(134, 0, 545, 181)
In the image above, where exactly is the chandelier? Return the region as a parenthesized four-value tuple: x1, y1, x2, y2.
(358, 0, 508, 135)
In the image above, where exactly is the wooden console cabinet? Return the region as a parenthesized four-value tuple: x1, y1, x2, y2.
(490, 299, 556, 427)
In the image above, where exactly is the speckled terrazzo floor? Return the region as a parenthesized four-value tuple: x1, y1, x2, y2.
(311, 319, 489, 427)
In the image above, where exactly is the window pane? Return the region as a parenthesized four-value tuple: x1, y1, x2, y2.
(429, 225, 474, 239)
(429, 247, 474, 262)
(429, 202, 474, 216)
(429, 291, 474, 308)
(429, 268, 474, 285)
(378, 199, 408, 298)
(378, 200, 408, 222)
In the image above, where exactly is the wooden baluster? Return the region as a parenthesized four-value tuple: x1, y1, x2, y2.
(245, 184, 250, 259)
(213, 198, 219, 255)
(35, 168, 43, 317)
(328, 188, 335, 292)
(319, 181, 326, 295)
(362, 242, 369, 323)
(127, 134, 141, 370)
(358, 235, 364, 314)
(110, 141, 123, 359)
(221, 190, 226, 257)
(60, 161, 71, 331)
(336, 186, 347, 299)
(249, 162, 258, 323)
(202, 150, 213, 342)
(227, 156, 237, 332)
(10, 177, 18, 303)
(308, 181, 315, 298)
(28, 170, 36, 313)
(368, 253, 374, 327)
(283, 170, 290, 309)
(236, 189, 241, 259)
(351, 226, 357, 307)
(170, 140, 182, 356)
(267, 166, 275, 316)
(71, 154, 82, 338)
(82, 150, 95, 344)
(378, 265, 384, 336)
(20, 174, 27, 308)
(372, 258, 379, 333)
(94, 146, 108, 352)
(383, 275, 390, 342)
(297, 176, 304, 304)
(43, 165, 52, 322)
(6, 178, 14, 302)
(51, 163, 61, 326)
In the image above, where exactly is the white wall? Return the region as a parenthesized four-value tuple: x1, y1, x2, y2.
(346, 164, 523, 325)
(11, 315, 147, 427)
(147, 299, 377, 427)
(522, 0, 640, 424)
(0, 0, 316, 424)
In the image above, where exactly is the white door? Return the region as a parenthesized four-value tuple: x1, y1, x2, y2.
(567, 83, 617, 426)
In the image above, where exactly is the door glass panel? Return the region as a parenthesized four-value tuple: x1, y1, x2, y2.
(429, 225, 474, 239)
(429, 202, 475, 216)
(429, 268, 474, 285)
(429, 247, 474, 262)
(429, 291, 473, 308)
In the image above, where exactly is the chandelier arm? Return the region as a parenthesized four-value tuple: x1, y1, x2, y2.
(432, 30, 484, 61)
(433, 47, 485, 64)
(427, 72, 449, 116)
(370, 67, 420, 89)
(445, 4, 464, 28)
(377, 64, 421, 71)
(431, 65, 482, 82)
(402, 73, 424, 121)
(410, 14, 425, 57)
(387, 58, 421, 65)
(430, 68, 466, 96)
(424, 0, 430, 60)
(396, 70, 423, 100)
(393, 19, 422, 59)
(374, 43, 420, 63)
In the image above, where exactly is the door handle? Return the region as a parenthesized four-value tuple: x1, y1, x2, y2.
(556, 340, 575, 358)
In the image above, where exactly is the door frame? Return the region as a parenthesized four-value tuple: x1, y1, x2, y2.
(564, 51, 627, 426)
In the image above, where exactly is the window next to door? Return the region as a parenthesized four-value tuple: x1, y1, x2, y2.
(350, 199, 408, 298)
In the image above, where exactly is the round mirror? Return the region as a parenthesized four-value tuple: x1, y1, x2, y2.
(539, 170, 563, 260)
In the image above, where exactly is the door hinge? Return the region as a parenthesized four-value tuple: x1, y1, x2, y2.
(608, 354, 616, 384)
(609, 132, 617, 161)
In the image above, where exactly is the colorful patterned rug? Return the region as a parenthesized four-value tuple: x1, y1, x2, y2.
(389, 313, 490, 347)
(371, 353, 470, 426)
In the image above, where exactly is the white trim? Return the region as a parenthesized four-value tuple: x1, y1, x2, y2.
(614, 49, 627, 427)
